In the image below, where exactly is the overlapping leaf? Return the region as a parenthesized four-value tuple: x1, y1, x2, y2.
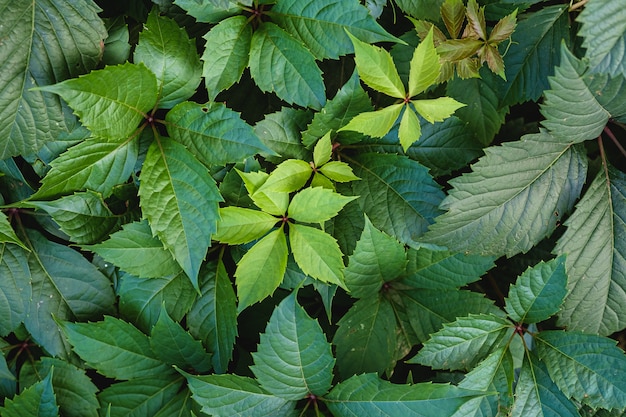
(174, 0, 241, 23)
(0, 212, 27, 249)
(254, 107, 312, 162)
(0, 372, 58, 417)
(288, 187, 357, 224)
(0, 244, 30, 336)
(213, 207, 278, 245)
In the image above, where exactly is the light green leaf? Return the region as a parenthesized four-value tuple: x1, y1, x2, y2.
(411, 97, 465, 123)
(333, 297, 397, 377)
(339, 103, 404, 139)
(0, 212, 27, 249)
(254, 107, 313, 163)
(423, 132, 588, 257)
(213, 207, 278, 245)
(554, 165, 626, 335)
(60, 316, 174, 380)
(319, 161, 360, 183)
(0, 371, 58, 417)
(139, 137, 222, 289)
(288, 187, 357, 224)
(187, 260, 238, 374)
(166, 101, 272, 166)
(326, 373, 492, 416)
(313, 133, 333, 168)
(202, 16, 252, 99)
(505, 256, 567, 324)
(249, 22, 325, 110)
(289, 223, 346, 289)
(98, 376, 184, 417)
(37, 63, 158, 139)
(398, 106, 422, 151)
(85, 220, 182, 279)
(32, 137, 139, 199)
(257, 159, 312, 193)
(536, 331, 626, 409)
(0, 0, 106, 159)
(346, 32, 405, 98)
(0, 244, 31, 336)
(235, 227, 288, 311)
(409, 314, 512, 371)
(251, 292, 335, 399)
(408, 28, 441, 97)
(184, 373, 296, 417)
(134, 9, 201, 109)
(344, 217, 407, 298)
(250, 190, 290, 217)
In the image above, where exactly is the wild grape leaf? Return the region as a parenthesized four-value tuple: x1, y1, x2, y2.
(577, 0, 626, 78)
(166, 101, 272, 166)
(326, 373, 492, 416)
(60, 316, 174, 380)
(0, 244, 31, 336)
(0, 0, 106, 159)
(213, 207, 278, 245)
(134, 9, 201, 109)
(288, 187, 357, 224)
(554, 165, 626, 335)
(423, 132, 588, 257)
(139, 137, 222, 289)
(0, 212, 27, 249)
(0, 372, 58, 417)
(536, 331, 626, 409)
(187, 260, 238, 374)
(254, 107, 312, 163)
(251, 292, 334, 400)
(37, 62, 158, 139)
(249, 22, 325, 110)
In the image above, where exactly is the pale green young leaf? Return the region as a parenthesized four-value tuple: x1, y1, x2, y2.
(237, 169, 269, 196)
(202, 16, 252, 99)
(423, 132, 587, 257)
(505, 256, 567, 324)
(0, 211, 27, 249)
(289, 223, 346, 289)
(139, 137, 222, 289)
(318, 161, 360, 183)
(326, 373, 492, 416)
(32, 137, 139, 199)
(254, 107, 313, 163)
(0, 371, 58, 417)
(166, 101, 272, 166)
(554, 166, 626, 335)
(333, 297, 397, 377)
(250, 190, 290, 217)
(85, 220, 182, 279)
(346, 32, 405, 98)
(187, 260, 238, 374)
(213, 207, 278, 245)
(288, 187, 357, 224)
(411, 97, 465, 123)
(311, 172, 335, 189)
(251, 292, 335, 399)
(183, 373, 296, 417)
(249, 23, 325, 110)
(0, 244, 31, 336)
(37, 63, 157, 139)
(257, 159, 312, 193)
(60, 316, 174, 380)
(408, 29, 441, 97)
(235, 228, 288, 311)
(150, 305, 212, 373)
(409, 314, 512, 371)
(536, 331, 626, 409)
(398, 106, 422, 151)
(339, 103, 404, 138)
(313, 132, 333, 168)
(134, 9, 202, 109)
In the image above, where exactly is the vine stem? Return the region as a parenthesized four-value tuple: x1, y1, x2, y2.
(569, 0, 588, 12)
(603, 125, 626, 159)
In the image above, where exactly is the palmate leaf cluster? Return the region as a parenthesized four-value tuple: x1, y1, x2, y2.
(0, 0, 626, 416)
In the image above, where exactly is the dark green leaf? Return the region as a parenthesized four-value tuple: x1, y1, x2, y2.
(0, 371, 58, 417)
(255, 107, 313, 163)
(395, 0, 445, 21)
(0, 212, 27, 249)
(174, 0, 240, 23)
(0, 244, 31, 336)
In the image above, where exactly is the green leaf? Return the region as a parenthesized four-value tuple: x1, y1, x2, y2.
(577, 0, 626, 78)
(250, 292, 335, 399)
(102, 16, 130, 66)
(150, 305, 212, 373)
(505, 256, 567, 324)
(213, 207, 278, 245)
(24, 229, 115, 357)
(289, 223, 346, 289)
(411, 97, 465, 123)
(0, 0, 106, 159)
(313, 133, 333, 168)
(0, 371, 58, 417)
(29, 191, 121, 244)
(0, 212, 26, 249)
(60, 316, 174, 380)
(346, 32, 405, 98)
(0, 244, 31, 336)
(423, 133, 588, 257)
(134, 9, 201, 109)
(235, 227, 288, 311)
(32, 137, 139, 199)
(288, 187, 357, 224)
(139, 137, 222, 288)
(85, 220, 182, 279)
(202, 16, 252, 99)
(319, 162, 360, 183)
(326, 373, 492, 416)
(554, 165, 626, 335)
(339, 103, 404, 139)
(249, 22, 325, 110)
(184, 373, 296, 417)
(441, 0, 466, 38)
(187, 260, 238, 374)
(333, 297, 397, 377)
(257, 159, 312, 193)
(37, 63, 158, 139)
(174, 0, 240, 23)
(536, 331, 626, 409)
(409, 313, 512, 371)
(254, 107, 313, 163)
(398, 106, 422, 151)
(344, 217, 407, 298)
(166, 101, 272, 166)
(408, 29, 441, 97)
